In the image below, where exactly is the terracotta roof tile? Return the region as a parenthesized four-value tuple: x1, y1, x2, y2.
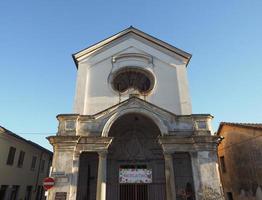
(220, 122, 262, 128)
(217, 122, 262, 135)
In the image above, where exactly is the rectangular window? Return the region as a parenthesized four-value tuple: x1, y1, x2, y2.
(17, 151, 25, 168)
(40, 160, 45, 172)
(0, 185, 8, 199)
(25, 186, 32, 200)
(10, 185, 19, 200)
(227, 192, 233, 200)
(220, 156, 226, 173)
(36, 185, 43, 200)
(6, 147, 16, 165)
(31, 156, 37, 171)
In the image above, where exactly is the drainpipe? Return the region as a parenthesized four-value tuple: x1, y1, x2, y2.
(34, 152, 43, 192)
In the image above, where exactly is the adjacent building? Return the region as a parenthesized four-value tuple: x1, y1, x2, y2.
(217, 122, 262, 200)
(0, 126, 52, 200)
(47, 27, 224, 200)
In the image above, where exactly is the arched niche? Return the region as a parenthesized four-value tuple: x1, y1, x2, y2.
(106, 113, 166, 200)
(101, 107, 168, 137)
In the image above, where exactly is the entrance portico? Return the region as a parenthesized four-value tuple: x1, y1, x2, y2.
(48, 97, 223, 200)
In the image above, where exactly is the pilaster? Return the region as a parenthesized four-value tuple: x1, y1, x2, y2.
(190, 152, 201, 200)
(197, 151, 224, 200)
(47, 136, 78, 200)
(96, 151, 107, 200)
(164, 153, 176, 200)
(69, 151, 80, 199)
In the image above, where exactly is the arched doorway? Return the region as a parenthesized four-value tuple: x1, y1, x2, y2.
(106, 113, 166, 200)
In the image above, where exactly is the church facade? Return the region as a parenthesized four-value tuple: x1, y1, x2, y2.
(47, 27, 224, 200)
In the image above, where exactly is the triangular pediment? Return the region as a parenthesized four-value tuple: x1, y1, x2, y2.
(92, 96, 176, 122)
(72, 26, 191, 68)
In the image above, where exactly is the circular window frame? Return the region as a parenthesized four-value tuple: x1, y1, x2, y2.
(109, 67, 156, 95)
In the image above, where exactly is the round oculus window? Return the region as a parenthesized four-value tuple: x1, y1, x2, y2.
(112, 68, 155, 94)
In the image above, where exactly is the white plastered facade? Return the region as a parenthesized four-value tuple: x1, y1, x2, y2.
(73, 32, 192, 115)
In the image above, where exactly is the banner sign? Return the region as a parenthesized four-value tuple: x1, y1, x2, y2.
(119, 169, 152, 183)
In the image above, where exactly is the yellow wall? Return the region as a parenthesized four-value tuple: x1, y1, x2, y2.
(218, 125, 262, 200)
(0, 131, 52, 200)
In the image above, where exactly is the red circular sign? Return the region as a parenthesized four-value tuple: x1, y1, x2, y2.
(43, 177, 55, 190)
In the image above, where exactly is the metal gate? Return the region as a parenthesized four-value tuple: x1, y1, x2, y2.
(107, 182, 165, 200)
(120, 184, 148, 200)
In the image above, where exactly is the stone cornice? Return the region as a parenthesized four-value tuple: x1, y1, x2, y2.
(76, 136, 113, 153)
(47, 136, 79, 144)
(47, 136, 113, 153)
(72, 26, 191, 68)
(158, 135, 219, 144)
(55, 99, 214, 137)
(158, 135, 219, 153)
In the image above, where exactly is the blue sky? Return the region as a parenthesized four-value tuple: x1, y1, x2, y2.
(0, 0, 261, 150)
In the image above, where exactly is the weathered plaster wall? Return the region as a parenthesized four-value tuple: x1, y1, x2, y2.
(47, 147, 75, 200)
(197, 151, 224, 200)
(218, 125, 262, 200)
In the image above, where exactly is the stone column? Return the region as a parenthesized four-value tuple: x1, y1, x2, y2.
(96, 151, 107, 200)
(69, 151, 80, 199)
(164, 153, 176, 200)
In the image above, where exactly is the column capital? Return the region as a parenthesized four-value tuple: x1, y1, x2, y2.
(163, 152, 173, 159)
(73, 151, 81, 158)
(98, 151, 108, 158)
